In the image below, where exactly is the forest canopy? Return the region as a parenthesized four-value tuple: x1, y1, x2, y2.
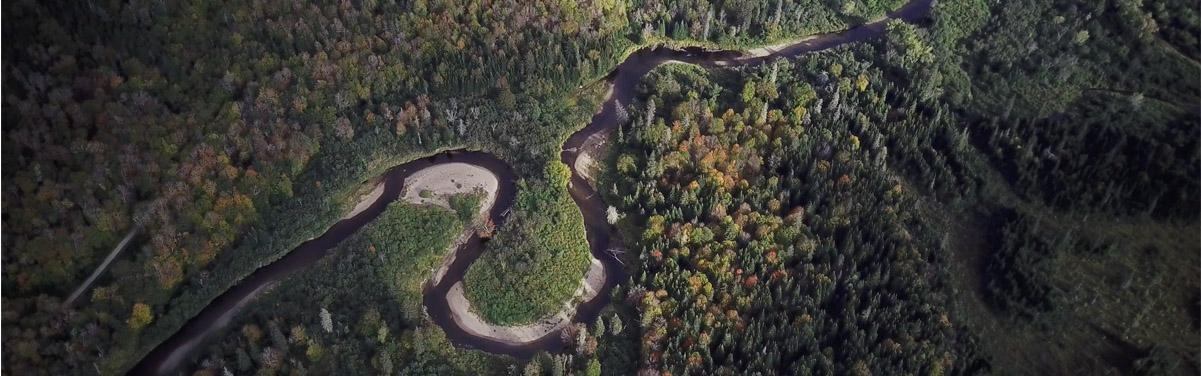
(462, 162, 593, 325)
(2, 0, 1198, 374)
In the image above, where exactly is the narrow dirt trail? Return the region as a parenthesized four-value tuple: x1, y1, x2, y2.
(64, 227, 140, 308)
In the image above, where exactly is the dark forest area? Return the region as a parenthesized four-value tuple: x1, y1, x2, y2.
(2, 0, 1197, 374)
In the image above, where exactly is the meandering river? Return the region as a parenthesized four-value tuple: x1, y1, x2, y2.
(131, 1, 933, 373)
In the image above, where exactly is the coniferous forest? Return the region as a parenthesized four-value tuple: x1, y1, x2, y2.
(3, 0, 1198, 375)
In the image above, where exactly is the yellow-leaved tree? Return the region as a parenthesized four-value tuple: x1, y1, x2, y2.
(127, 303, 153, 330)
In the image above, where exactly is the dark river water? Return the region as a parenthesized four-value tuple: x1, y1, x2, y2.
(131, 0, 933, 372)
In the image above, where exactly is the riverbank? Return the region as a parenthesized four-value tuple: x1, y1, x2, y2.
(399, 162, 502, 287)
(342, 182, 386, 220)
(401, 162, 499, 215)
(445, 257, 606, 344)
(741, 12, 895, 58)
(129, 151, 520, 374)
(572, 130, 610, 185)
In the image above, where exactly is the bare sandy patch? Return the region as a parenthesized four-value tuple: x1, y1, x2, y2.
(742, 35, 821, 58)
(742, 14, 892, 59)
(402, 162, 499, 216)
(573, 131, 611, 185)
(445, 256, 606, 344)
(342, 182, 386, 220)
